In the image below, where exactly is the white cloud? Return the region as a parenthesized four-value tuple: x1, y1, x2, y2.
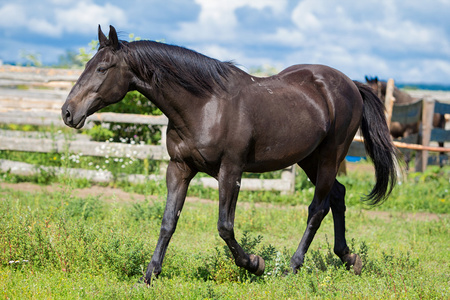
(55, 2, 127, 35)
(395, 59, 450, 83)
(170, 0, 450, 83)
(174, 1, 238, 41)
(252, 0, 450, 82)
(28, 18, 60, 36)
(49, 0, 76, 4)
(291, 0, 323, 31)
(196, 44, 238, 62)
(0, 1, 126, 38)
(194, 43, 276, 69)
(174, 0, 288, 42)
(1, 0, 449, 83)
(0, 4, 26, 29)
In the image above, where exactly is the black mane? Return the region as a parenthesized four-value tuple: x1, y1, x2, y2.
(122, 40, 236, 97)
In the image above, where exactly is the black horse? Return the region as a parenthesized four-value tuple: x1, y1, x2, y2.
(62, 26, 400, 284)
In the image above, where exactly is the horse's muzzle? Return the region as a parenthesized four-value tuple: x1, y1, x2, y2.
(62, 104, 86, 129)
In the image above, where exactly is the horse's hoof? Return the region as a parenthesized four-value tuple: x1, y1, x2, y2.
(343, 253, 362, 275)
(249, 254, 265, 276)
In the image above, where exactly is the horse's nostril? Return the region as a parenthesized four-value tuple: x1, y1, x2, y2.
(65, 110, 71, 119)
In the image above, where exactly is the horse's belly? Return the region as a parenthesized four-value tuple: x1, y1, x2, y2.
(245, 132, 325, 173)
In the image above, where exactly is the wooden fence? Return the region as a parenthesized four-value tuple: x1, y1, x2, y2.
(1, 66, 449, 189)
(0, 65, 296, 193)
(345, 79, 450, 172)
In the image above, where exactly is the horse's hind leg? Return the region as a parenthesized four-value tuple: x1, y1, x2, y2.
(292, 154, 362, 275)
(329, 180, 362, 274)
(290, 157, 335, 272)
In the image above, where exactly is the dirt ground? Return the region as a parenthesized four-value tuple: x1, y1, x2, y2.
(0, 180, 443, 222)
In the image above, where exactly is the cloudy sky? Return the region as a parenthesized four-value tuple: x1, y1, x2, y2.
(1, 0, 450, 84)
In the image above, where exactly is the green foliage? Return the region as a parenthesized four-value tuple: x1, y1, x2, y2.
(377, 165, 449, 213)
(85, 124, 114, 141)
(100, 234, 151, 279)
(337, 163, 450, 214)
(57, 50, 83, 68)
(77, 40, 99, 65)
(101, 91, 162, 116)
(249, 65, 279, 77)
(0, 123, 38, 131)
(130, 199, 165, 221)
(19, 50, 42, 67)
(56, 40, 98, 68)
(195, 231, 290, 284)
(0, 190, 155, 280)
(65, 196, 104, 220)
(89, 91, 163, 145)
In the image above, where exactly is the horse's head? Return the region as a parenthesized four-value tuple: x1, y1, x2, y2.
(365, 76, 379, 92)
(62, 25, 131, 129)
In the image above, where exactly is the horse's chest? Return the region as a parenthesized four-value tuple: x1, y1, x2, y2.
(166, 129, 222, 173)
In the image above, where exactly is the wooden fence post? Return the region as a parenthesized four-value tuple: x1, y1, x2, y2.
(416, 97, 435, 172)
(384, 79, 404, 179)
(281, 165, 296, 195)
(159, 125, 168, 175)
(384, 79, 395, 128)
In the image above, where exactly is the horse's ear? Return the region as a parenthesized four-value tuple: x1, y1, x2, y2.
(108, 25, 120, 50)
(98, 25, 108, 48)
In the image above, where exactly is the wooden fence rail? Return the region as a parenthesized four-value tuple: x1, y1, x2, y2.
(0, 110, 296, 192)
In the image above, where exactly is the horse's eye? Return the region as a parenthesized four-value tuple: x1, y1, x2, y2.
(97, 67, 107, 74)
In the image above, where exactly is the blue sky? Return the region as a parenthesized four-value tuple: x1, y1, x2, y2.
(1, 0, 450, 84)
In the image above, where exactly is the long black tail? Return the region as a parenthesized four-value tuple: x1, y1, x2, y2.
(354, 81, 400, 205)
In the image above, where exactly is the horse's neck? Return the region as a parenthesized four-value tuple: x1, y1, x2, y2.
(133, 76, 205, 129)
(393, 88, 413, 104)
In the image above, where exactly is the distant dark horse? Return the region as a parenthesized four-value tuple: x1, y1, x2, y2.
(366, 76, 445, 166)
(62, 26, 399, 284)
(365, 76, 445, 140)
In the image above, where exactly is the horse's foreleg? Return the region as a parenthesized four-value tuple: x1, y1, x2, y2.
(217, 170, 265, 276)
(144, 160, 196, 284)
(329, 180, 362, 275)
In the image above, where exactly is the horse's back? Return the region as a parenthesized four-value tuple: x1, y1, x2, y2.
(236, 64, 362, 172)
(266, 64, 362, 124)
(278, 64, 356, 90)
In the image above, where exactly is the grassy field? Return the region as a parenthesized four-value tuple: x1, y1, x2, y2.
(0, 163, 449, 299)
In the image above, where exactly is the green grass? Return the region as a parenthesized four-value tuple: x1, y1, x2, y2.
(338, 164, 450, 214)
(0, 169, 449, 299)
